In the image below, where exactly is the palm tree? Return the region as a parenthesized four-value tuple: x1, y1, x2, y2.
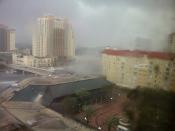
(105, 116, 119, 131)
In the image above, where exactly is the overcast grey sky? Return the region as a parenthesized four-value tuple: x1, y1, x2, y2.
(0, 0, 175, 50)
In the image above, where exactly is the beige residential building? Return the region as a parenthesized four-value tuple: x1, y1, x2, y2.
(32, 15, 75, 66)
(0, 24, 15, 52)
(12, 53, 33, 67)
(102, 48, 175, 90)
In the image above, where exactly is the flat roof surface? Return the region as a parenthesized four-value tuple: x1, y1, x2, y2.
(11, 78, 111, 106)
(2, 101, 79, 131)
(0, 106, 21, 129)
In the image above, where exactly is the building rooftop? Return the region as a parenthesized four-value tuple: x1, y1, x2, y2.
(11, 77, 111, 106)
(0, 106, 31, 130)
(2, 101, 92, 131)
(38, 15, 64, 20)
(102, 49, 175, 60)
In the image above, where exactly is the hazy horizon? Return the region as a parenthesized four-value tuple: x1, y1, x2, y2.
(0, 0, 175, 51)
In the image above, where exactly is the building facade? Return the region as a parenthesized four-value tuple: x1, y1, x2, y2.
(102, 48, 175, 90)
(0, 24, 15, 52)
(32, 15, 75, 66)
(12, 15, 75, 68)
(169, 33, 175, 53)
(6, 29, 16, 51)
(12, 53, 33, 66)
(0, 25, 7, 52)
(12, 53, 56, 67)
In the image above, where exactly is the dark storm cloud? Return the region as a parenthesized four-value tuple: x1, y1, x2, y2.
(0, 0, 175, 51)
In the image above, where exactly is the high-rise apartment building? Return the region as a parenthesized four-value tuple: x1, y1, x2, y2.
(6, 29, 16, 51)
(0, 24, 16, 52)
(0, 24, 7, 52)
(13, 15, 75, 67)
(32, 15, 75, 60)
(168, 33, 175, 53)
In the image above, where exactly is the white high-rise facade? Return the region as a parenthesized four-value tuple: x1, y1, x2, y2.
(32, 15, 75, 60)
(7, 29, 16, 51)
(13, 15, 75, 67)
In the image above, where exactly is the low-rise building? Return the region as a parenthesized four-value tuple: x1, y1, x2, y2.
(102, 48, 175, 90)
(12, 53, 33, 66)
(32, 57, 57, 67)
(12, 53, 57, 67)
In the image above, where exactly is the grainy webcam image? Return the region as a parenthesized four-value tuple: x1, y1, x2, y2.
(0, 0, 175, 131)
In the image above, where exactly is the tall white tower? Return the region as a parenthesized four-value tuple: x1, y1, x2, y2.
(32, 15, 75, 60)
(6, 29, 16, 51)
(0, 24, 16, 52)
(33, 15, 55, 57)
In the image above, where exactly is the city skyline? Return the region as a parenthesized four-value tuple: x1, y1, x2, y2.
(12, 15, 75, 67)
(0, 1, 175, 131)
(0, 0, 175, 51)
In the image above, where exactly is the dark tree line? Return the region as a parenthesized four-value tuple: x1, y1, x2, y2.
(126, 88, 175, 131)
(60, 84, 114, 115)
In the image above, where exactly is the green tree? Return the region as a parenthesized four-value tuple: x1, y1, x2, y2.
(76, 90, 91, 105)
(105, 116, 119, 131)
(61, 96, 79, 114)
(127, 87, 140, 100)
(135, 88, 175, 131)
